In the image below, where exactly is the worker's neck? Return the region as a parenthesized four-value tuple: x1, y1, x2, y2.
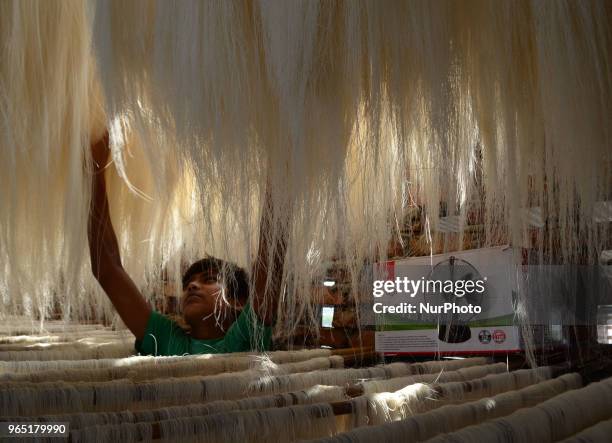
(189, 315, 233, 340)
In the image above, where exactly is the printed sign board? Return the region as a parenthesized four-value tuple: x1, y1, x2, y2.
(373, 246, 522, 355)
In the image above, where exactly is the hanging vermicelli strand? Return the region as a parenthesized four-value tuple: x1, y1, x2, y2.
(1, 1, 611, 441)
(89, 0, 612, 353)
(0, 1, 608, 353)
(0, 0, 106, 322)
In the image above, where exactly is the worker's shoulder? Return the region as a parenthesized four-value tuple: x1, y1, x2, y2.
(135, 311, 191, 356)
(148, 310, 191, 335)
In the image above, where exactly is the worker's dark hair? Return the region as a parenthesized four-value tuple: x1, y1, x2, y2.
(181, 257, 249, 303)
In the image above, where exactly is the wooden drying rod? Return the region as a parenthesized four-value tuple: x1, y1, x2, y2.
(330, 346, 375, 356)
(333, 346, 379, 366)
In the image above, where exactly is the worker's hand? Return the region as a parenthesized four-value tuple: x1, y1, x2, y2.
(91, 131, 110, 171)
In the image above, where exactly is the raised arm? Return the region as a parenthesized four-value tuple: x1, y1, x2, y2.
(250, 187, 290, 325)
(88, 132, 151, 339)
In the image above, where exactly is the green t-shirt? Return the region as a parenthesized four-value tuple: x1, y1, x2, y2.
(135, 303, 272, 356)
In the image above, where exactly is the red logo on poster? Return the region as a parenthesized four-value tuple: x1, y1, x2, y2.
(376, 261, 395, 280)
(493, 330, 506, 344)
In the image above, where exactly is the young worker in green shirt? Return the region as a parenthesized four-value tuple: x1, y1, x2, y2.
(88, 132, 286, 356)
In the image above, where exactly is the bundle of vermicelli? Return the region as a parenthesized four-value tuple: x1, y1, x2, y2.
(380, 358, 488, 377)
(0, 335, 81, 345)
(0, 355, 163, 374)
(333, 363, 512, 431)
(0, 356, 343, 415)
(0, 326, 130, 346)
(248, 362, 503, 397)
(0, 322, 116, 338)
(0, 319, 109, 330)
(426, 376, 612, 442)
(0, 349, 486, 381)
(1, 333, 129, 348)
(559, 418, 612, 443)
(1, 355, 344, 389)
(5, 384, 346, 431)
(69, 371, 584, 443)
(0, 359, 500, 416)
(3, 335, 603, 443)
(0, 348, 334, 381)
(310, 373, 582, 443)
(348, 367, 553, 427)
(359, 363, 507, 394)
(0, 353, 482, 384)
(69, 403, 338, 443)
(0, 333, 131, 349)
(424, 367, 552, 402)
(0, 342, 134, 362)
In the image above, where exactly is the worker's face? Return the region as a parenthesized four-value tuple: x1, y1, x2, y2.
(181, 271, 225, 324)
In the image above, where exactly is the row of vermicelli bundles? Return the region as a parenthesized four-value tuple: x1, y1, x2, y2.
(1, 328, 610, 443)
